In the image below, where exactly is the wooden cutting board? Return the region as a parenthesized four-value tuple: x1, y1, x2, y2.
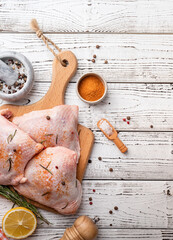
(0, 51, 94, 212)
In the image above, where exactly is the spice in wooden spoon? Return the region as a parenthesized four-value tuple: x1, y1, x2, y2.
(97, 118, 128, 153)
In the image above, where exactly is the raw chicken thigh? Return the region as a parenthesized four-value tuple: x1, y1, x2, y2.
(15, 146, 82, 215)
(0, 109, 43, 185)
(13, 105, 80, 159)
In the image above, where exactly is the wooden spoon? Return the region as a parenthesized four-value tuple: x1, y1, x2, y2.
(97, 118, 128, 153)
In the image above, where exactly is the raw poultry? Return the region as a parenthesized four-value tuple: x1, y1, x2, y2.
(15, 146, 82, 215)
(13, 105, 80, 159)
(0, 105, 82, 214)
(0, 109, 43, 185)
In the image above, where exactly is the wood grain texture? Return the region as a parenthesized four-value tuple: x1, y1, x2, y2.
(1, 82, 171, 131)
(1, 0, 173, 237)
(1, 33, 173, 83)
(1, 0, 173, 33)
(85, 132, 173, 180)
(1, 181, 173, 229)
(27, 228, 173, 240)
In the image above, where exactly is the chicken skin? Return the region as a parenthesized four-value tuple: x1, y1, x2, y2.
(13, 105, 80, 160)
(15, 146, 82, 215)
(0, 109, 43, 185)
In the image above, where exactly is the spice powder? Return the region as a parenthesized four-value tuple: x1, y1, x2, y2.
(78, 75, 105, 102)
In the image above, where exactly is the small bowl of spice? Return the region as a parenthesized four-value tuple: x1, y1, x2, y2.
(76, 73, 107, 104)
(0, 51, 34, 102)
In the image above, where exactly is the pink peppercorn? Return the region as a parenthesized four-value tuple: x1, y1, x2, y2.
(127, 121, 130, 125)
(93, 189, 96, 192)
(89, 202, 93, 205)
(123, 118, 126, 122)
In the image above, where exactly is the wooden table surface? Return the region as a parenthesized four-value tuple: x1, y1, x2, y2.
(0, 1, 173, 239)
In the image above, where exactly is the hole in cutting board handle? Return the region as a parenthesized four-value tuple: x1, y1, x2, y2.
(62, 59, 69, 67)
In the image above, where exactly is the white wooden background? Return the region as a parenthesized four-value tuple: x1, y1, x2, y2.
(0, 0, 173, 239)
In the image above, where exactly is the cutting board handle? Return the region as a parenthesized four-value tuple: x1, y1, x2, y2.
(39, 50, 78, 107)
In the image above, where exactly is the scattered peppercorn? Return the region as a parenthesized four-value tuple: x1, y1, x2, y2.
(89, 202, 93, 205)
(46, 116, 51, 120)
(88, 159, 92, 163)
(8, 86, 11, 90)
(150, 125, 153, 128)
(98, 157, 102, 161)
(167, 189, 171, 196)
(109, 168, 113, 172)
(104, 60, 108, 64)
(109, 210, 113, 214)
(93, 217, 100, 223)
(110, 224, 112, 226)
(93, 189, 96, 192)
(89, 197, 92, 201)
(92, 59, 95, 63)
(61, 181, 65, 186)
(127, 121, 130, 125)
(114, 206, 118, 210)
(123, 118, 126, 122)
(127, 116, 131, 120)
(93, 54, 96, 58)
(13, 149, 17, 152)
(55, 166, 58, 169)
(96, 45, 100, 49)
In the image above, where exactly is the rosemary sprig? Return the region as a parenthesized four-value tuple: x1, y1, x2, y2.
(39, 164, 53, 175)
(7, 129, 17, 144)
(6, 158, 13, 172)
(0, 185, 50, 224)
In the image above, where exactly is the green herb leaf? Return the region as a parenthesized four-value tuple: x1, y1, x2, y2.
(40, 140, 47, 144)
(0, 185, 50, 224)
(46, 161, 51, 168)
(6, 158, 13, 172)
(7, 129, 17, 144)
(39, 164, 53, 175)
(44, 134, 53, 137)
(56, 134, 58, 144)
(42, 192, 50, 196)
(62, 203, 68, 209)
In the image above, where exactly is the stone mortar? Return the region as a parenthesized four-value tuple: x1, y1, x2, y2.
(0, 51, 34, 102)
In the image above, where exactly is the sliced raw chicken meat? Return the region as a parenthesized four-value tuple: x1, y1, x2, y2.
(0, 109, 43, 185)
(15, 146, 82, 215)
(13, 105, 80, 160)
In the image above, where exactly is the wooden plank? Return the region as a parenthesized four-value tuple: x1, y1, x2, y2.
(1, 33, 173, 83)
(1, 0, 173, 33)
(1, 82, 171, 131)
(85, 132, 173, 180)
(0, 181, 173, 229)
(27, 228, 173, 240)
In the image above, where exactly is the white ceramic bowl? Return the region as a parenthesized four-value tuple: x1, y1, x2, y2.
(0, 51, 34, 102)
(76, 73, 107, 104)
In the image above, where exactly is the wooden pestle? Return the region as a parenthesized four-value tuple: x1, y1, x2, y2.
(0, 59, 18, 86)
(60, 216, 98, 240)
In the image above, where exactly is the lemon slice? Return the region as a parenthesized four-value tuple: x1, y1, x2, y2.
(2, 207, 37, 239)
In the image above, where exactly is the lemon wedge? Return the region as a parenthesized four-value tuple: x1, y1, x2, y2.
(2, 207, 37, 239)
